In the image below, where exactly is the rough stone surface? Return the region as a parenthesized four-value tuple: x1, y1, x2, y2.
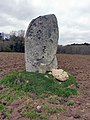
(25, 14, 59, 72)
(50, 69, 69, 81)
(39, 63, 47, 73)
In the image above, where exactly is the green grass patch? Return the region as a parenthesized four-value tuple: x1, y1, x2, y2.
(67, 100, 75, 106)
(0, 88, 25, 104)
(0, 104, 5, 111)
(0, 71, 78, 98)
(21, 110, 48, 120)
(0, 103, 11, 119)
(42, 104, 65, 114)
(20, 104, 64, 119)
(21, 111, 40, 119)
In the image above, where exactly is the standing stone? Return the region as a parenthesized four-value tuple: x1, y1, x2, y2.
(25, 14, 59, 72)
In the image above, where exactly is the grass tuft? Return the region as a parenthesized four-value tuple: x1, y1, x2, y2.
(0, 71, 78, 98)
(0, 104, 5, 111)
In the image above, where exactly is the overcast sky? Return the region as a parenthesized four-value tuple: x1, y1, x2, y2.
(0, 0, 90, 45)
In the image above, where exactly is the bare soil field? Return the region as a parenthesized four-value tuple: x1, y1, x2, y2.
(0, 52, 25, 79)
(0, 52, 90, 120)
(57, 54, 90, 120)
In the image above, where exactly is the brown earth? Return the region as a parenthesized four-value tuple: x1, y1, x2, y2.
(57, 54, 90, 120)
(0, 52, 25, 79)
(0, 52, 90, 120)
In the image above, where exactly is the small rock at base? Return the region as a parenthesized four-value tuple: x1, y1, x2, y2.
(51, 69, 69, 81)
(36, 105, 42, 113)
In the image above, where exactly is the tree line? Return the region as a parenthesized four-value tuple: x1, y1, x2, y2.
(57, 43, 90, 55)
(0, 36, 90, 55)
(0, 35, 24, 52)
